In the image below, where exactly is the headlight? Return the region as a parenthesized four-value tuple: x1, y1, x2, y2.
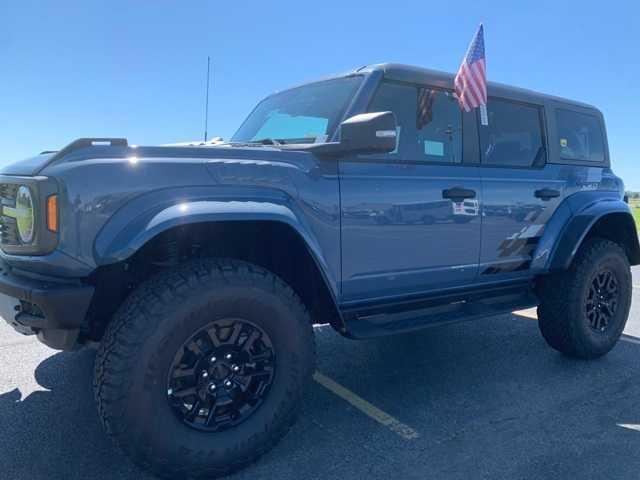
(0, 176, 58, 255)
(15, 186, 35, 244)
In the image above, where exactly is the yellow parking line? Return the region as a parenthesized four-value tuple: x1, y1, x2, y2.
(621, 334, 640, 345)
(313, 371, 419, 440)
(513, 308, 538, 320)
(618, 423, 640, 432)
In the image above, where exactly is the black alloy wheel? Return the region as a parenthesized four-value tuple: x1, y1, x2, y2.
(167, 318, 276, 432)
(585, 269, 620, 333)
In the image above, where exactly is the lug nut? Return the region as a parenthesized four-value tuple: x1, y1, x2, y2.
(208, 383, 216, 393)
(201, 371, 208, 378)
(224, 380, 232, 388)
(167, 388, 173, 396)
(232, 365, 240, 373)
(225, 353, 233, 360)
(198, 408, 208, 416)
(210, 356, 217, 363)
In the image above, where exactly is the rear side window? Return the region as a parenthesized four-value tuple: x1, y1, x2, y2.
(556, 109, 605, 162)
(480, 98, 545, 167)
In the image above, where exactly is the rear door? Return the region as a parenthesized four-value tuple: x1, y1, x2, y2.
(339, 81, 482, 303)
(478, 98, 566, 281)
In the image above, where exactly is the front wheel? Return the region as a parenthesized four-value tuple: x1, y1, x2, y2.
(537, 238, 632, 359)
(94, 259, 315, 479)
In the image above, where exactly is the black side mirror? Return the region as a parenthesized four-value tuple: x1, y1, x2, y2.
(339, 111, 397, 154)
(309, 111, 397, 156)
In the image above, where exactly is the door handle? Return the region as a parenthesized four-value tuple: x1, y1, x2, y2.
(442, 187, 476, 201)
(534, 188, 560, 200)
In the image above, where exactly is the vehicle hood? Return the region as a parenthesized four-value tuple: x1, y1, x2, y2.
(0, 153, 56, 176)
(0, 144, 320, 183)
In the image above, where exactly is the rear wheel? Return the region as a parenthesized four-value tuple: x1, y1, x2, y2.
(94, 259, 315, 479)
(537, 238, 632, 359)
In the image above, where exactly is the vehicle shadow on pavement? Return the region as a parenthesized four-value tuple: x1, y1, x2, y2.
(1, 314, 640, 479)
(0, 348, 154, 480)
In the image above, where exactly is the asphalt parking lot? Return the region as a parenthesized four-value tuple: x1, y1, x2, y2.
(1, 267, 639, 479)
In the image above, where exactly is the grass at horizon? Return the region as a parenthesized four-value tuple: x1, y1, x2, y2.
(631, 200, 640, 231)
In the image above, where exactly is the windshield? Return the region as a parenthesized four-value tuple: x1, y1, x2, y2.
(232, 76, 362, 144)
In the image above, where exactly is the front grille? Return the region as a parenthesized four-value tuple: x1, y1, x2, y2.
(0, 183, 18, 201)
(0, 183, 20, 245)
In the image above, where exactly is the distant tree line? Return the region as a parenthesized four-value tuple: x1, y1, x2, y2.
(626, 191, 640, 199)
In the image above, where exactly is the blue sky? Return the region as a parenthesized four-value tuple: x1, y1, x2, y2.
(2, 0, 639, 189)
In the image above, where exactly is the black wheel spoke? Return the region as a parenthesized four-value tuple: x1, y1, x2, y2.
(610, 299, 618, 313)
(599, 311, 607, 330)
(186, 340, 204, 356)
(205, 403, 220, 427)
(246, 369, 272, 379)
(172, 386, 197, 398)
(167, 317, 275, 432)
(227, 322, 244, 346)
(206, 327, 222, 348)
(185, 399, 202, 421)
(249, 350, 273, 364)
(172, 366, 196, 379)
(241, 329, 261, 353)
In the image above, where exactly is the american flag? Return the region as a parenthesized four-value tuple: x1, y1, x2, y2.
(416, 87, 436, 129)
(454, 24, 487, 112)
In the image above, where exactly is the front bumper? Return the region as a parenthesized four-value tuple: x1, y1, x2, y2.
(0, 259, 94, 350)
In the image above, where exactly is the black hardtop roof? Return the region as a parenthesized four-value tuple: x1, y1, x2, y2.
(357, 63, 596, 111)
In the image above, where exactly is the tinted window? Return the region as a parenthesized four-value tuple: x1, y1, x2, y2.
(253, 113, 328, 141)
(366, 82, 462, 163)
(232, 76, 362, 144)
(556, 109, 605, 162)
(480, 99, 545, 167)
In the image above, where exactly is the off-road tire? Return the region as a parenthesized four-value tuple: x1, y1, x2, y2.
(537, 238, 632, 359)
(94, 258, 315, 479)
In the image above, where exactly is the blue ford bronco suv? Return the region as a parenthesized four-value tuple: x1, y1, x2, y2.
(1, 64, 638, 478)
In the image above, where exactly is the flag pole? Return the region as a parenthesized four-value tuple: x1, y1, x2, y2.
(204, 56, 211, 142)
(478, 24, 488, 125)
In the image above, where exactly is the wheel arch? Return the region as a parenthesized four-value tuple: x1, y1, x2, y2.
(87, 194, 345, 340)
(545, 198, 640, 271)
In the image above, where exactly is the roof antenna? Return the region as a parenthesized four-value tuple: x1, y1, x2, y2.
(203, 56, 211, 143)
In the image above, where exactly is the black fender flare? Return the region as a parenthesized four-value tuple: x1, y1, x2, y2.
(92, 185, 345, 330)
(536, 193, 640, 272)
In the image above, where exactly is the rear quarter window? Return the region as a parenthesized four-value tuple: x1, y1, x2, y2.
(556, 109, 605, 163)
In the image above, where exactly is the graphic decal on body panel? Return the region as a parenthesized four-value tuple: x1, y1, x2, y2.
(485, 223, 546, 274)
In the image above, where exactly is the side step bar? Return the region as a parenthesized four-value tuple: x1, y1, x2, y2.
(342, 283, 538, 339)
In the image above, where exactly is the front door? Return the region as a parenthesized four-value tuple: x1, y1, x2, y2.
(339, 81, 482, 303)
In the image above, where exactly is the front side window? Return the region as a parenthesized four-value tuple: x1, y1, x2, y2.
(232, 76, 362, 144)
(366, 81, 462, 163)
(480, 99, 545, 167)
(556, 109, 605, 162)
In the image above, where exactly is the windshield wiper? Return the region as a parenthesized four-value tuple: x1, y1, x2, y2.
(250, 138, 287, 146)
